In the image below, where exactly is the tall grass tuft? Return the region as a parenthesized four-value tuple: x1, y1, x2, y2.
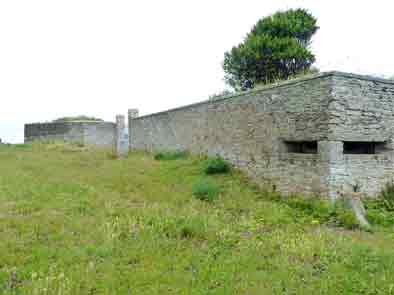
(192, 180, 220, 202)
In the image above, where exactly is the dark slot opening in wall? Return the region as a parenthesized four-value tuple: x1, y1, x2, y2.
(343, 141, 386, 154)
(285, 141, 318, 154)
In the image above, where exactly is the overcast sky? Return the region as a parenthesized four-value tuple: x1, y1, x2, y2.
(1, 1, 393, 143)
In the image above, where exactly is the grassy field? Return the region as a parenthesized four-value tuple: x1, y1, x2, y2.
(0, 143, 394, 294)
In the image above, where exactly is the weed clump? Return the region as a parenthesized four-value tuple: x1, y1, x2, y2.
(379, 182, 394, 211)
(282, 195, 360, 229)
(365, 206, 394, 227)
(192, 180, 220, 202)
(146, 216, 208, 240)
(362, 183, 394, 227)
(203, 156, 230, 174)
(153, 150, 188, 161)
(284, 196, 332, 220)
(333, 205, 360, 229)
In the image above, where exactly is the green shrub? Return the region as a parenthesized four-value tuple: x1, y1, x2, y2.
(366, 210, 394, 227)
(379, 182, 394, 211)
(203, 156, 230, 174)
(325, 200, 359, 229)
(335, 208, 359, 229)
(153, 150, 188, 161)
(192, 180, 220, 202)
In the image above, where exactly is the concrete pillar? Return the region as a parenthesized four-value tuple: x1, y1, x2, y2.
(128, 109, 139, 151)
(116, 114, 126, 130)
(115, 114, 128, 158)
(319, 140, 343, 163)
(318, 140, 346, 200)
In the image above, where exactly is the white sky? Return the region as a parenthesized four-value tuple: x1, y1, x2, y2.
(1, 1, 394, 143)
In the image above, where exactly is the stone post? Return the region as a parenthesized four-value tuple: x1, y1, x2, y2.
(115, 114, 128, 158)
(318, 140, 345, 201)
(128, 109, 139, 151)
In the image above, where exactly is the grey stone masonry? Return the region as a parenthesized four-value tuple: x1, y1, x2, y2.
(129, 71, 394, 198)
(128, 109, 139, 151)
(115, 115, 129, 157)
(24, 121, 116, 148)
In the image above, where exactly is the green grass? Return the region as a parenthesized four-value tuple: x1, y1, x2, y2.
(153, 150, 189, 161)
(192, 180, 220, 202)
(0, 143, 394, 294)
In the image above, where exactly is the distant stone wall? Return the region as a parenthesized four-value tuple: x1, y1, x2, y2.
(129, 72, 394, 198)
(83, 122, 117, 148)
(25, 121, 116, 148)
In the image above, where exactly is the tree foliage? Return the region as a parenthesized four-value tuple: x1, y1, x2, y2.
(249, 9, 318, 47)
(223, 9, 319, 90)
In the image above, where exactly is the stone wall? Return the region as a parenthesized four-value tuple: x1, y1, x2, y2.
(25, 122, 84, 144)
(130, 74, 333, 196)
(25, 121, 116, 148)
(83, 122, 117, 148)
(326, 75, 394, 196)
(129, 72, 394, 198)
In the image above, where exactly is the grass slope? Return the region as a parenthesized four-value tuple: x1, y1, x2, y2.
(0, 143, 393, 294)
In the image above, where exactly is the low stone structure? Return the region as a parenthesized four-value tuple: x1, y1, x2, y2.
(24, 120, 118, 148)
(129, 71, 394, 198)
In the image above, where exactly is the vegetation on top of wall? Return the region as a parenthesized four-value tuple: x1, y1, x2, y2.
(208, 90, 235, 101)
(1, 143, 394, 294)
(223, 8, 319, 91)
(53, 116, 104, 122)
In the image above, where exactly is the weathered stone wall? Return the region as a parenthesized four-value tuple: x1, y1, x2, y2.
(83, 122, 116, 148)
(326, 75, 394, 197)
(25, 121, 116, 148)
(24, 122, 84, 144)
(129, 72, 394, 197)
(130, 74, 333, 196)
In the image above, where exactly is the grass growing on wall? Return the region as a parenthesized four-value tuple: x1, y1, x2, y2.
(0, 143, 394, 294)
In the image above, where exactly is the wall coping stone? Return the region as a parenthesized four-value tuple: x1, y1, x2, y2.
(132, 71, 394, 121)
